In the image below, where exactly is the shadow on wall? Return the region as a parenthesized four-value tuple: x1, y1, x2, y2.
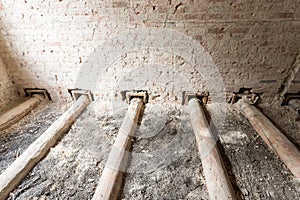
(0, 19, 36, 108)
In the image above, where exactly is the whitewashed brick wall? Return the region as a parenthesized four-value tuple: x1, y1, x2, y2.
(0, 0, 299, 106)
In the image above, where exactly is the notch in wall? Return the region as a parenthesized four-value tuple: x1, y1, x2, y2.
(68, 89, 94, 102)
(228, 88, 261, 104)
(24, 88, 51, 101)
(281, 92, 300, 121)
(120, 90, 148, 104)
(281, 92, 300, 106)
(182, 91, 209, 105)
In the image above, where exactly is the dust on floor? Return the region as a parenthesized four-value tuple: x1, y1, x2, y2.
(0, 101, 65, 174)
(0, 102, 299, 200)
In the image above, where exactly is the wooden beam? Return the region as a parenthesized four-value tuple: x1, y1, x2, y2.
(0, 95, 44, 132)
(0, 95, 90, 199)
(92, 98, 143, 200)
(188, 98, 236, 200)
(237, 99, 300, 181)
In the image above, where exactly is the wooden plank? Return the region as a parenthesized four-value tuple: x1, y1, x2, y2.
(0, 95, 44, 132)
(92, 98, 143, 200)
(188, 98, 236, 200)
(238, 99, 300, 181)
(0, 95, 90, 199)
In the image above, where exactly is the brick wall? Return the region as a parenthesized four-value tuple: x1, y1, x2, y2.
(0, 0, 299, 106)
(0, 56, 19, 113)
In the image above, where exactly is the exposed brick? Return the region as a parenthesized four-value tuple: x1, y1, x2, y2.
(143, 21, 164, 27)
(46, 42, 62, 46)
(206, 13, 224, 20)
(207, 27, 226, 34)
(229, 27, 250, 34)
(157, 6, 170, 13)
(193, 35, 202, 41)
(112, 1, 129, 8)
(273, 12, 294, 19)
(0, 0, 298, 106)
(208, 0, 226, 3)
(184, 13, 199, 20)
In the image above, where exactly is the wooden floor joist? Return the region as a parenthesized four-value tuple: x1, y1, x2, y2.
(188, 98, 236, 200)
(0, 95, 44, 132)
(92, 98, 144, 200)
(238, 99, 300, 181)
(0, 95, 90, 199)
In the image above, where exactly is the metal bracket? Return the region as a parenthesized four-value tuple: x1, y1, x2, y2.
(281, 92, 300, 121)
(182, 91, 209, 105)
(281, 92, 300, 106)
(24, 88, 51, 101)
(120, 90, 148, 104)
(228, 88, 260, 105)
(68, 89, 94, 102)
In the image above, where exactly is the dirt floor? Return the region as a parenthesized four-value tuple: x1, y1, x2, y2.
(0, 101, 299, 200)
(0, 101, 65, 174)
(219, 104, 300, 200)
(121, 104, 209, 200)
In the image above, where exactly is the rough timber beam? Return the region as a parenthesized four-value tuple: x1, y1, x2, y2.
(188, 98, 236, 200)
(0, 95, 90, 199)
(92, 97, 144, 200)
(237, 98, 300, 181)
(0, 94, 44, 132)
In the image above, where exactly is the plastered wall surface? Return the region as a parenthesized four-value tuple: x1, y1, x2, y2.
(0, 0, 299, 106)
(0, 56, 19, 112)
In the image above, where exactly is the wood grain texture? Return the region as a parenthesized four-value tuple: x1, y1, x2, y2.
(238, 99, 300, 181)
(92, 98, 143, 200)
(188, 98, 236, 200)
(0, 95, 44, 132)
(0, 95, 90, 200)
